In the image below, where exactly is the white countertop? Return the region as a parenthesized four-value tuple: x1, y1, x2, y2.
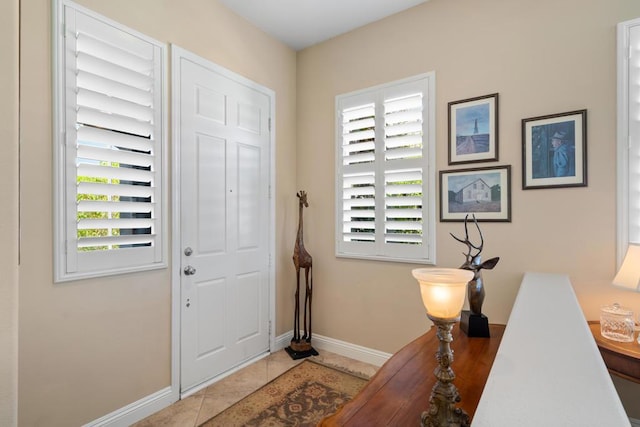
(472, 272, 630, 427)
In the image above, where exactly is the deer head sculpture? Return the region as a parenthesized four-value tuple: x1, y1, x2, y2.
(450, 214, 499, 315)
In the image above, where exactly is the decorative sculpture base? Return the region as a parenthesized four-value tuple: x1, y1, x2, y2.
(460, 311, 490, 338)
(285, 340, 318, 360)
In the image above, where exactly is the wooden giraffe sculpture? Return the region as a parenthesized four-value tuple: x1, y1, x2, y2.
(289, 190, 315, 356)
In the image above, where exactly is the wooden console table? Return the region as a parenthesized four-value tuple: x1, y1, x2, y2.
(589, 320, 640, 384)
(320, 324, 505, 426)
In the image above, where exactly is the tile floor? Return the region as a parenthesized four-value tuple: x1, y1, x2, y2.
(132, 349, 379, 427)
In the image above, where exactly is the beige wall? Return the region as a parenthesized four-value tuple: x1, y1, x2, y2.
(18, 0, 296, 425)
(297, 0, 640, 353)
(1, 0, 19, 425)
(15, 0, 640, 424)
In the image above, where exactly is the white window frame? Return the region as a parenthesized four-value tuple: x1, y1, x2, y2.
(335, 73, 436, 264)
(53, 0, 168, 282)
(617, 18, 640, 265)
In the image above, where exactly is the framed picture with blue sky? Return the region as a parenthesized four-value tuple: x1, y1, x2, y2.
(448, 93, 499, 165)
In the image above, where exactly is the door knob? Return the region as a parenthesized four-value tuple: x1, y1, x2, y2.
(184, 265, 196, 276)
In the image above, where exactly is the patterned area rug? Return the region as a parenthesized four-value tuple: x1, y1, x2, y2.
(200, 359, 368, 426)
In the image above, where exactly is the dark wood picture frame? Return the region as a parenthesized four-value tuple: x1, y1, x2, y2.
(440, 165, 511, 222)
(448, 93, 499, 165)
(521, 109, 587, 190)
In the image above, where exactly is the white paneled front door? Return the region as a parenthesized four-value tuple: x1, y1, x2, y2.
(173, 47, 272, 393)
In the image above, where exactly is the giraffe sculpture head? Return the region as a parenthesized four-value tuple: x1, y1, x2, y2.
(297, 191, 308, 208)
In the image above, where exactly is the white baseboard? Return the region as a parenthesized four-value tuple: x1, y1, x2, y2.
(83, 386, 176, 427)
(275, 330, 391, 367)
(274, 330, 293, 351)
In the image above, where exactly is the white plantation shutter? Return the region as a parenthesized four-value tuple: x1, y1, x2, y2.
(628, 25, 640, 247)
(342, 172, 376, 242)
(384, 93, 424, 253)
(336, 73, 436, 263)
(54, 0, 167, 281)
(384, 169, 422, 244)
(341, 102, 377, 244)
(618, 19, 640, 265)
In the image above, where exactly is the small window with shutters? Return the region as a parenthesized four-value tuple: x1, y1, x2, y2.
(335, 73, 436, 264)
(53, 0, 167, 281)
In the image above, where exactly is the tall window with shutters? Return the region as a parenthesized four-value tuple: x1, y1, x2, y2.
(54, 0, 167, 281)
(335, 73, 436, 264)
(618, 18, 640, 264)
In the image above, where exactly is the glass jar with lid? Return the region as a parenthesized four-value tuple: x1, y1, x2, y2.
(600, 303, 635, 342)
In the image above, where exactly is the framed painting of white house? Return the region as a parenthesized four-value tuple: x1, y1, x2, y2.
(448, 93, 499, 165)
(521, 109, 587, 189)
(440, 165, 511, 222)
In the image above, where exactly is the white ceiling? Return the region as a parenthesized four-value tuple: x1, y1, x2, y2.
(218, 0, 429, 51)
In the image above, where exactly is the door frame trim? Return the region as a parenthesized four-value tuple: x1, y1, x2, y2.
(169, 44, 276, 399)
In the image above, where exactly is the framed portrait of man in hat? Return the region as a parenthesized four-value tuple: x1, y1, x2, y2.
(521, 109, 587, 189)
